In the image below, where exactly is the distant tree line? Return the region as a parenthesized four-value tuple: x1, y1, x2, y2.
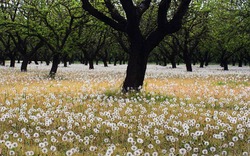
(0, 0, 249, 91)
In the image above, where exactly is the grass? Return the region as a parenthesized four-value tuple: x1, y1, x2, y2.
(0, 65, 249, 156)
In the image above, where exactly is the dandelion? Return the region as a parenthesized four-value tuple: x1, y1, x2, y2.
(131, 145, 137, 151)
(137, 138, 143, 144)
(202, 149, 208, 155)
(221, 150, 227, 155)
(144, 152, 150, 156)
(210, 146, 216, 152)
(169, 147, 175, 153)
(152, 151, 158, 156)
(155, 139, 161, 144)
(126, 152, 133, 156)
(104, 138, 109, 143)
(50, 146, 57, 152)
(66, 150, 73, 156)
(13, 133, 19, 138)
(9, 150, 15, 155)
(161, 149, 167, 154)
(242, 152, 248, 156)
(179, 148, 187, 155)
(147, 144, 154, 149)
(42, 148, 48, 154)
(229, 142, 235, 147)
(39, 142, 45, 148)
(12, 142, 18, 148)
(33, 133, 39, 138)
(232, 136, 238, 142)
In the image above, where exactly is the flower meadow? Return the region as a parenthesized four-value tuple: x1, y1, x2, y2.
(0, 64, 249, 156)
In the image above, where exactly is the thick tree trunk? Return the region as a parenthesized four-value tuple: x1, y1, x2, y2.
(21, 56, 29, 72)
(49, 54, 60, 78)
(122, 38, 149, 92)
(114, 58, 117, 66)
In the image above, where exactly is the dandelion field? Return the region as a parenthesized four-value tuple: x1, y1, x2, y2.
(0, 64, 249, 156)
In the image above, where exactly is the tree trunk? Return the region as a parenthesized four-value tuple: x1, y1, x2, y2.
(170, 57, 177, 68)
(184, 51, 192, 72)
(122, 40, 149, 92)
(103, 58, 108, 67)
(89, 59, 94, 69)
(49, 54, 60, 78)
(96, 59, 99, 65)
(238, 59, 243, 67)
(10, 56, 15, 67)
(222, 60, 229, 70)
(103, 50, 108, 67)
(64, 61, 67, 67)
(46, 60, 50, 66)
(114, 58, 117, 66)
(63, 55, 68, 67)
(200, 60, 204, 68)
(21, 56, 29, 72)
(163, 58, 167, 66)
(108, 57, 112, 64)
(0, 58, 5, 66)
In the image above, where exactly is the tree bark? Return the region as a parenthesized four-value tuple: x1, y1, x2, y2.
(170, 59, 177, 68)
(89, 58, 94, 69)
(222, 60, 229, 70)
(63, 55, 68, 67)
(200, 60, 204, 68)
(46, 60, 50, 66)
(238, 59, 243, 67)
(49, 54, 60, 78)
(183, 51, 192, 72)
(10, 56, 15, 67)
(122, 37, 149, 92)
(21, 56, 29, 72)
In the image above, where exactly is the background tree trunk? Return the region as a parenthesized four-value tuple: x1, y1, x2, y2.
(21, 56, 29, 72)
(49, 54, 60, 78)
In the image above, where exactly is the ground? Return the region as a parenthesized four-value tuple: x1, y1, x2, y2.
(0, 63, 249, 155)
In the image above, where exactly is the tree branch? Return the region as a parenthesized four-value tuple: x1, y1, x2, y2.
(157, 0, 172, 30)
(137, 0, 152, 17)
(104, 0, 127, 25)
(168, 0, 192, 33)
(119, 0, 136, 20)
(81, 0, 125, 32)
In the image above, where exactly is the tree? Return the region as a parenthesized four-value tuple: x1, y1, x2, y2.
(81, 0, 191, 92)
(205, 0, 249, 70)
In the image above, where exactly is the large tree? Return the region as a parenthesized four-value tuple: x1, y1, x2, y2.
(81, 0, 191, 92)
